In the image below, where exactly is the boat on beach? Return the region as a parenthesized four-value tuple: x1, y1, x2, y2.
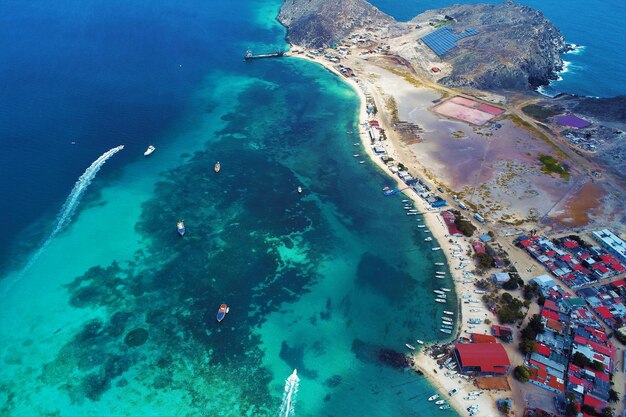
(428, 394, 439, 401)
(177, 220, 185, 236)
(214, 161, 221, 173)
(144, 145, 155, 156)
(216, 303, 229, 322)
(406, 343, 416, 350)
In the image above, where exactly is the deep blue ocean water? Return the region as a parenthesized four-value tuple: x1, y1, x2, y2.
(370, 0, 626, 97)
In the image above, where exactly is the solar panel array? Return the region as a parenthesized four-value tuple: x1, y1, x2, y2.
(421, 27, 479, 56)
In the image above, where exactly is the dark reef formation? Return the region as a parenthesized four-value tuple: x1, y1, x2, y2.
(277, 0, 393, 48)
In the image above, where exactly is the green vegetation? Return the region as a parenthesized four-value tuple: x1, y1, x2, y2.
(521, 104, 559, 122)
(497, 293, 525, 323)
(476, 253, 495, 269)
(523, 282, 540, 300)
(538, 154, 570, 179)
(513, 365, 531, 382)
(454, 217, 476, 237)
(384, 96, 399, 123)
(519, 314, 544, 353)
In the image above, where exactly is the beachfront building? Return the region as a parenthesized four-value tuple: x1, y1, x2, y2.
(453, 343, 510, 376)
(492, 272, 511, 286)
(592, 229, 626, 265)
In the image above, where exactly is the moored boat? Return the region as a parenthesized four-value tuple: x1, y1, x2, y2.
(177, 220, 185, 236)
(416, 339, 424, 345)
(440, 288, 451, 292)
(405, 343, 416, 350)
(435, 262, 444, 266)
(216, 303, 229, 322)
(432, 247, 441, 251)
(440, 328, 452, 334)
(435, 400, 446, 405)
(428, 394, 439, 401)
(440, 405, 451, 410)
(435, 299, 446, 303)
(214, 161, 221, 173)
(297, 186, 302, 193)
(443, 310, 454, 315)
(425, 237, 433, 241)
(144, 145, 156, 156)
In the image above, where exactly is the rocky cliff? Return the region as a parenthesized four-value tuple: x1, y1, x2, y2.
(277, 0, 393, 48)
(415, 2, 567, 90)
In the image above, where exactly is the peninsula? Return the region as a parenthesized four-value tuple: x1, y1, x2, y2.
(278, 1, 626, 416)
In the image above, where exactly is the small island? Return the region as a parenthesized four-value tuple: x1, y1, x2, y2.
(278, 0, 626, 416)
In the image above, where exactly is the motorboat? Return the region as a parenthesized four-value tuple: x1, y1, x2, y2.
(443, 311, 454, 315)
(428, 394, 439, 401)
(214, 161, 221, 173)
(435, 400, 446, 405)
(435, 262, 444, 266)
(416, 339, 424, 345)
(435, 299, 446, 303)
(440, 405, 451, 410)
(297, 186, 302, 193)
(432, 247, 441, 251)
(440, 328, 452, 334)
(406, 344, 416, 350)
(216, 304, 229, 322)
(425, 237, 433, 242)
(144, 145, 156, 156)
(177, 220, 185, 236)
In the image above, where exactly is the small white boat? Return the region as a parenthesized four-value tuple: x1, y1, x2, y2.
(353, 143, 360, 146)
(353, 154, 360, 157)
(440, 288, 451, 292)
(433, 290, 445, 295)
(428, 394, 439, 401)
(416, 339, 424, 345)
(435, 299, 446, 303)
(435, 262, 444, 266)
(425, 237, 433, 242)
(440, 328, 452, 334)
(432, 247, 441, 251)
(402, 199, 410, 203)
(435, 400, 446, 405)
(440, 405, 451, 410)
(297, 186, 302, 193)
(418, 225, 426, 228)
(406, 344, 416, 350)
(144, 145, 156, 156)
(436, 271, 446, 275)
(443, 310, 454, 315)
(359, 160, 365, 164)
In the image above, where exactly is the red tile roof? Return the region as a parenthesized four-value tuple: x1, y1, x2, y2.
(583, 395, 607, 413)
(455, 343, 510, 374)
(543, 299, 558, 312)
(563, 240, 579, 249)
(542, 309, 559, 321)
(545, 318, 563, 333)
(595, 306, 613, 319)
(472, 334, 497, 344)
(612, 279, 626, 287)
(534, 343, 551, 357)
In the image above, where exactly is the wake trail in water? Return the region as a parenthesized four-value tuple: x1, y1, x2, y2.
(7, 145, 125, 287)
(278, 369, 300, 417)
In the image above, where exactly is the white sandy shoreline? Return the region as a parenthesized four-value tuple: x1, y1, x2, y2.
(287, 47, 503, 417)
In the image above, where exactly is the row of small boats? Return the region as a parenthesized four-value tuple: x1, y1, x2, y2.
(427, 394, 451, 410)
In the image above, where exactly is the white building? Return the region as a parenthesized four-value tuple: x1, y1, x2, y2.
(592, 229, 626, 264)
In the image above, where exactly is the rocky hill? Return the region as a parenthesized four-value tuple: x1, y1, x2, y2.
(277, 0, 393, 48)
(415, 2, 567, 90)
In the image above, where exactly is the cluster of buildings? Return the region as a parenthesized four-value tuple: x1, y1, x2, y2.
(515, 231, 626, 289)
(527, 275, 616, 412)
(577, 279, 626, 331)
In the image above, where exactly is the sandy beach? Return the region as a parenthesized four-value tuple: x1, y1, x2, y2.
(288, 47, 507, 417)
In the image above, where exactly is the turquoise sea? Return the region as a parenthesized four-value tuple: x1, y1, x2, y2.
(370, 0, 626, 97)
(0, 0, 454, 415)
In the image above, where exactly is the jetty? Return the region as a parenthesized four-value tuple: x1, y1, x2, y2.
(244, 49, 285, 60)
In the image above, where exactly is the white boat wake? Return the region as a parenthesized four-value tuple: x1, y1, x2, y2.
(278, 369, 300, 417)
(9, 145, 124, 285)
